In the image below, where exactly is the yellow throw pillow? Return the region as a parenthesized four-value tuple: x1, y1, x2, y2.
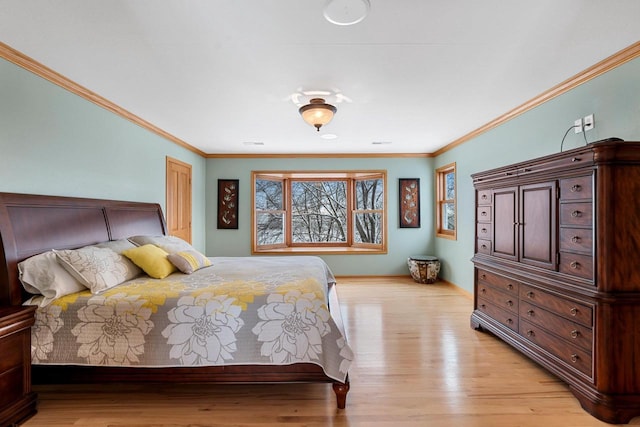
(122, 244, 177, 279)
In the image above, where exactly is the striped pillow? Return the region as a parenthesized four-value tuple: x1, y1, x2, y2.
(167, 250, 212, 274)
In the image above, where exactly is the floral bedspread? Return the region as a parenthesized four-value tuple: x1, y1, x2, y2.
(29, 256, 353, 382)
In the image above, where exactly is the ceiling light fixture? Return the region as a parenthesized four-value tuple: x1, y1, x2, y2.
(299, 98, 337, 131)
(323, 0, 370, 26)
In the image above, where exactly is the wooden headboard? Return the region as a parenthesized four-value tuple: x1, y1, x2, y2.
(0, 192, 167, 306)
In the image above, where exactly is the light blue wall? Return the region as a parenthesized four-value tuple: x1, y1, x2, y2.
(0, 57, 207, 250)
(434, 56, 640, 293)
(4, 50, 638, 283)
(206, 157, 434, 275)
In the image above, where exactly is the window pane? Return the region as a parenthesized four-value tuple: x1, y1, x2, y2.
(356, 178, 384, 210)
(442, 203, 456, 231)
(291, 181, 347, 243)
(445, 172, 455, 200)
(255, 179, 282, 210)
(353, 213, 382, 244)
(256, 212, 284, 244)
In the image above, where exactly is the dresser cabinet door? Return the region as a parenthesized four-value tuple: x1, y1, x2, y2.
(492, 187, 518, 260)
(519, 181, 556, 270)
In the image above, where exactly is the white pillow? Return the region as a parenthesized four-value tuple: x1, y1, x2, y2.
(18, 251, 87, 306)
(128, 235, 196, 254)
(54, 246, 134, 294)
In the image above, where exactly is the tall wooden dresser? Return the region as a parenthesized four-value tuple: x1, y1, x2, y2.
(470, 139, 640, 424)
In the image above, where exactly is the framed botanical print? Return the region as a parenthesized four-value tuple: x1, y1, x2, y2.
(217, 179, 239, 229)
(399, 178, 420, 228)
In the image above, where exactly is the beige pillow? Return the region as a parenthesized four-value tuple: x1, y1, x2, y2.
(128, 235, 195, 254)
(18, 251, 87, 306)
(55, 246, 132, 294)
(95, 239, 143, 277)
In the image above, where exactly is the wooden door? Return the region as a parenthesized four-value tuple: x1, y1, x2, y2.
(492, 187, 518, 261)
(166, 157, 192, 243)
(519, 181, 556, 270)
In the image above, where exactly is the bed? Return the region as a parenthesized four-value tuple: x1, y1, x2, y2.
(0, 192, 352, 409)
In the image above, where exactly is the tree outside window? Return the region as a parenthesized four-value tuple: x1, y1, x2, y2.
(253, 171, 386, 253)
(255, 178, 285, 247)
(436, 163, 457, 239)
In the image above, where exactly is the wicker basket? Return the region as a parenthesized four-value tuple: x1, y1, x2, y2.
(407, 255, 440, 284)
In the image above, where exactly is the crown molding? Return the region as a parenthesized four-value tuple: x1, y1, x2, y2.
(0, 41, 206, 157)
(206, 152, 432, 159)
(2, 40, 638, 160)
(434, 41, 640, 157)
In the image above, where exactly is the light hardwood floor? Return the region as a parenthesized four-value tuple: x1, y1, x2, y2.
(24, 277, 639, 427)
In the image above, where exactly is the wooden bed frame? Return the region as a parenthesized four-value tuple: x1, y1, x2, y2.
(0, 192, 350, 408)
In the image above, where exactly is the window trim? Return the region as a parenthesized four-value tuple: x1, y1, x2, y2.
(252, 170, 387, 254)
(436, 162, 457, 240)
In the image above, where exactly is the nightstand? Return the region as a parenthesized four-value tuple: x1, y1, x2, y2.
(0, 306, 37, 427)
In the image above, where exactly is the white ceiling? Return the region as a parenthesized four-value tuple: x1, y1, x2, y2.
(1, 1, 639, 155)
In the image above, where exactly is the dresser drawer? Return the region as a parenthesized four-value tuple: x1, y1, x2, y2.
(477, 239, 491, 255)
(520, 301, 592, 352)
(476, 223, 491, 240)
(477, 269, 519, 296)
(0, 366, 24, 409)
(478, 297, 519, 332)
(0, 332, 24, 372)
(559, 228, 593, 253)
(477, 206, 491, 222)
(477, 190, 492, 205)
(560, 202, 592, 226)
(559, 252, 594, 280)
(477, 284, 518, 314)
(520, 319, 592, 377)
(520, 285, 592, 327)
(560, 176, 593, 200)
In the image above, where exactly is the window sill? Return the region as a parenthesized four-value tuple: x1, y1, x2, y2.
(252, 246, 387, 255)
(436, 232, 457, 240)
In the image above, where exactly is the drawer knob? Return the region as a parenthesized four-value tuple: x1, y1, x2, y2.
(526, 330, 535, 337)
(571, 157, 581, 162)
(480, 274, 486, 280)
(481, 244, 487, 249)
(570, 261, 581, 269)
(571, 210, 582, 218)
(481, 211, 487, 216)
(481, 288, 486, 294)
(506, 300, 513, 307)
(570, 330, 580, 339)
(570, 184, 582, 192)
(526, 291, 534, 299)
(571, 236, 581, 243)
(480, 304, 486, 309)
(481, 194, 488, 200)
(527, 309, 535, 317)
(507, 284, 513, 290)
(481, 228, 487, 233)
(507, 318, 513, 325)
(570, 307, 579, 316)
(571, 354, 579, 363)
